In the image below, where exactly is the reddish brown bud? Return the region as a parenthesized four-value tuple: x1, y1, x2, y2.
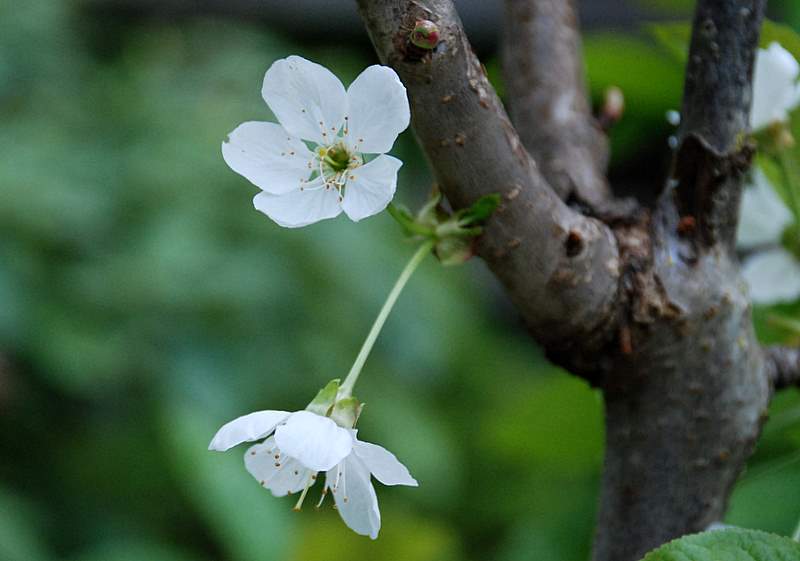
(410, 20, 439, 50)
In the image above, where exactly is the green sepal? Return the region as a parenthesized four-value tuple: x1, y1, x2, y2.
(389, 190, 500, 266)
(415, 190, 444, 227)
(387, 202, 436, 237)
(330, 396, 362, 429)
(434, 236, 475, 266)
(305, 379, 340, 416)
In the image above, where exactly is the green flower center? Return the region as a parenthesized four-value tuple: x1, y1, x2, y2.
(322, 143, 352, 173)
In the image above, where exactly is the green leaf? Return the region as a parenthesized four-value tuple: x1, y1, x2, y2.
(457, 194, 501, 226)
(641, 528, 800, 561)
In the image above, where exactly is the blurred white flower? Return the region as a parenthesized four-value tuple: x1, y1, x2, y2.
(222, 55, 410, 227)
(737, 168, 800, 304)
(751, 42, 800, 132)
(209, 408, 417, 539)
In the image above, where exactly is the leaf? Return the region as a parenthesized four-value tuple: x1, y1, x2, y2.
(457, 194, 501, 226)
(640, 528, 800, 561)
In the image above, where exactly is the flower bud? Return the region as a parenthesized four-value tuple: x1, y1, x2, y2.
(410, 20, 439, 50)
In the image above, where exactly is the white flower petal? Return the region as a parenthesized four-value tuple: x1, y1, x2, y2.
(354, 439, 418, 487)
(326, 454, 381, 539)
(737, 168, 794, 249)
(274, 411, 353, 471)
(751, 42, 800, 131)
(742, 248, 800, 304)
(208, 410, 290, 451)
(341, 155, 402, 222)
(253, 178, 343, 228)
(222, 121, 314, 195)
(262, 56, 346, 145)
(345, 65, 410, 154)
(244, 437, 316, 497)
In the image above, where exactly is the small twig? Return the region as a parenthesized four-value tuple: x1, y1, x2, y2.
(763, 346, 800, 391)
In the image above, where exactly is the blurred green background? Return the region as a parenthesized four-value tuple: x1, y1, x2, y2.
(1, 1, 799, 561)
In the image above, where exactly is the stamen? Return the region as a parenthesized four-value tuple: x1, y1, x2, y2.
(293, 473, 317, 511)
(340, 462, 348, 503)
(315, 487, 328, 509)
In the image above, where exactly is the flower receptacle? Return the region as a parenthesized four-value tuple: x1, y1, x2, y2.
(331, 396, 363, 428)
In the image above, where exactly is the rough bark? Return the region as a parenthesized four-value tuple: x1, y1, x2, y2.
(592, 3, 768, 560)
(356, 1, 780, 560)
(502, 0, 611, 207)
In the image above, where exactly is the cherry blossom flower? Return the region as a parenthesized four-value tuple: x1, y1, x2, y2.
(222, 55, 410, 227)
(208, 383, 417, 539)
(751, 42, 800, 132)
(737, 168, 800, 304)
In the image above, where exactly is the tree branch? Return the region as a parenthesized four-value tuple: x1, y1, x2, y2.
(502, 0, 611, 207)
(671, 0, 765, 248)
(592, 3, 770, 558)
(356, 0, 621, 373)
(764, 346, 800, 391)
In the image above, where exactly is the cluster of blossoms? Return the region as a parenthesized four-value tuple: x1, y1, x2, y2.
(217, 56, 425, 539)
(736, 42, 800, 304)
(209, 380, 416, 538)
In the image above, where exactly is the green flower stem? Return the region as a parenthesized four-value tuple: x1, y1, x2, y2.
(339, 239, 435, 397)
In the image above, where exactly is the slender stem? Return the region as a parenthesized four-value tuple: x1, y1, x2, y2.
(339, 240, 435, 397)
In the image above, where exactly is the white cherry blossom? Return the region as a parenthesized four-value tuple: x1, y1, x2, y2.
(737, 168, 800, 304)
(751, 42, 800, 132)
(209, 409, 353, 472)
(324, 431, 417, 539)
(222, 55, 410, 227)
(209, 406, 417, 539)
